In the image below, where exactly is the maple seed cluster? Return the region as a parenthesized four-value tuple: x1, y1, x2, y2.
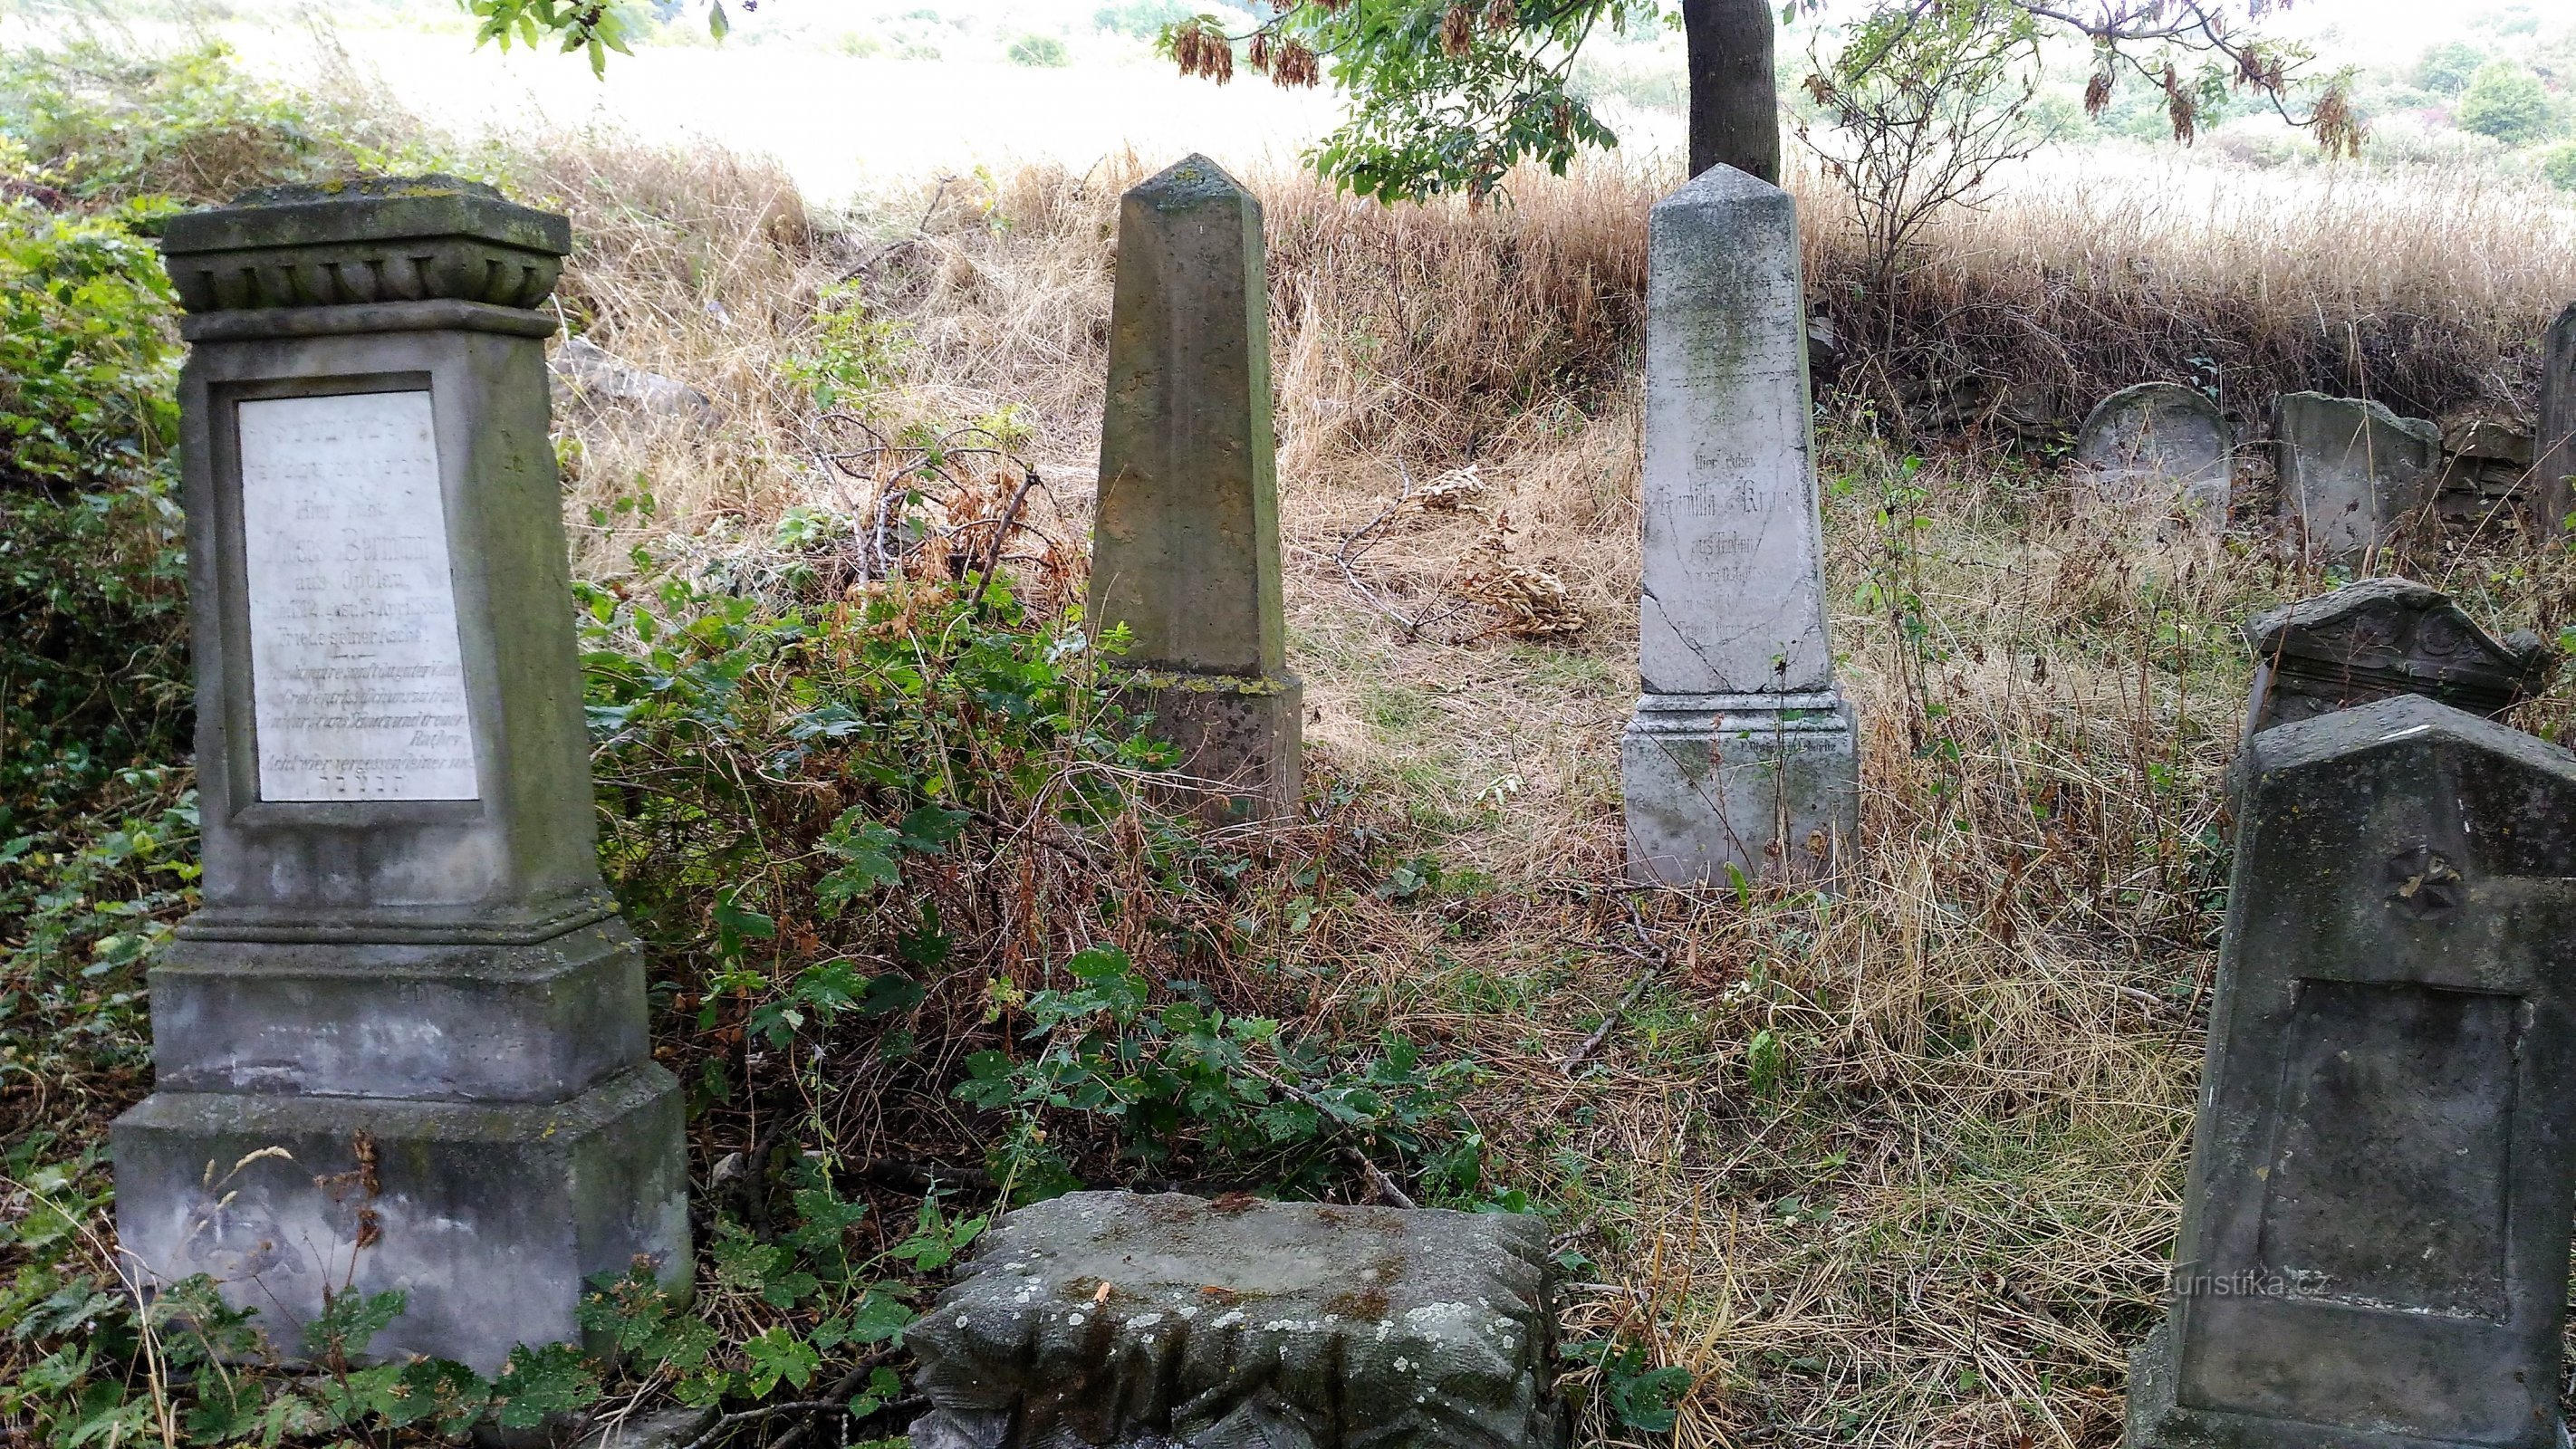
(1172, 17, 1234, 83)
(1248, 30, 1322, 88)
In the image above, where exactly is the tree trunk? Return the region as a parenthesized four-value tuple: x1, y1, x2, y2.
(1683, 0, 1781, 182)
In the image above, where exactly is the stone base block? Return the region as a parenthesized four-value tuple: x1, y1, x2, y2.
(907, 1191, 1563, 1449)
(150, 920, 646, 1102)
(2124, 1320, 2571, 1449)
(1116, 668, 1302, 824)
(1623, 690, 1858, 886)
(112, 1063, 687, 1373)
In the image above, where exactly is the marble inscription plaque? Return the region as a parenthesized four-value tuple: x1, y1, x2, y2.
(237, 391, 479, 801)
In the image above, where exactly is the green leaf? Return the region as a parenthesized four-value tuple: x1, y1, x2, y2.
(743, 1326, 821, 1394)
(490, 1341, 600, 1428)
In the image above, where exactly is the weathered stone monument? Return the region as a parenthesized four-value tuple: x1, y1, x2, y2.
(2129, 692, 2576, 1449)
(2535, 302, 2576, 533)
(113, 178, 687, 1369)
(2072, 382, 2232, 526)
(2273, 392, 2442, 561)
(1088, 156, 1299, 823)
(908, 1192, 1563, 1449)
(1624, 165, 1856, 885)
(2430, 412, 2533, 527)
(2242, 577, 2552, 735)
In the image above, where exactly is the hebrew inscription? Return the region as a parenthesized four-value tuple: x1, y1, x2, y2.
(237, 391, 478, 801)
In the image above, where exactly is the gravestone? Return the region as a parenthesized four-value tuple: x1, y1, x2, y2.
(2431, 412, 2533, 526)
(2536, 302, 2576, 533)
(1623, 165, 1857, 885)
(2242, 577, 2552, 735)
(2072, 382, 2232, 526)
(1088, 156, 1299, 823)
(2273, 392, 2442, 561)
(907, 1192, 1563, 1449)
(2129, 693, 2576, 1449)
(112, 178, 687, 1371)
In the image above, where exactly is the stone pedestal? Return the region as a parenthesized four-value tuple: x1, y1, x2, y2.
(1089, 156, 1299, 823)
(2072, 381, 2232, 529)
(2129, 694, 2576, 1449)
(113, 178, 687, 1373)
(907, 1192, 1563, 1449)
(1624, 166, 1856, 885)
(2274, 392, 2442, 561)
(1624, 692, 1856, 882)
(2535, 302, 2576, 534)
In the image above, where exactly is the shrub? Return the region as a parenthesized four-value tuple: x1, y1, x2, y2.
(0, 43, 337, 202)
(2415, 41, 2486, 96)
(1005, 34, 1071, 67)
(2457, 61, 2557, 147)
(2546, 141, 2576, 190)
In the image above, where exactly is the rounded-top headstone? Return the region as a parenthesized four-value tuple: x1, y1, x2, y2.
(2073, 381, 2231, 523)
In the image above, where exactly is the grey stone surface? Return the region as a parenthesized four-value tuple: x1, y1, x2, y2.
(551, 336, 718, 423)
(1624, 166, 1855, 883)
(907, 1191, 1563, 1449)
(2538, 302, 2576, 533)
(116, 177, 687, 1373)
(2128, 693, 2576, 1449)
(1116, 669, 1302, 826)
(2072, 382, 2232, 526)
(115, 1064, 687, 1369)
(2273, 392, 2443, 561)
(1088, 155, 1298, 820)
(1624, 692, 1856, 885)
(2241, 577, 2552, 736)
(2430, 413, 2534, 527)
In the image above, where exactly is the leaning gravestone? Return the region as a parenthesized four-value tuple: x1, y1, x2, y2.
(113, 178, 687, 1370)
(2273, 392, 2442, 561)
(1088, 156, 1300, 823)
(907, 1192, 1563, 1449)
(2537, 302, 2576, 533)
(1623, 165, 1857, 885)
(2129, 692, 2576, 1449)
(2072, 382, 2232, 526)
(2241, 577, 2552, 735)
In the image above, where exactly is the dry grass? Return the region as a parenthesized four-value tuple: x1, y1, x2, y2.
(452, 135, 2576, 1444)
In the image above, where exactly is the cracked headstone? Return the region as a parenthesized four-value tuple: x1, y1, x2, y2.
(1088, 155, 1300, 823)
(114, 177, 687, 1371)
(2129, 693, 2576, 1449)
(2072, 382, 2232, 529)
(2242, 576, 2552, 736)
(2536, 302, 2576, 533)
(2273, 392, 2442, 561)
(906, 1191, 1564, 1449)
(1623, 165, 1857, 885)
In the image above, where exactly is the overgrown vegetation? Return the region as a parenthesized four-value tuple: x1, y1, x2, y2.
(7, 31, 2576, 1449)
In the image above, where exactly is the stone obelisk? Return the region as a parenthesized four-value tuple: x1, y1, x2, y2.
(1623, 165, 1858, 884)
(1089, 155, 1300, 823)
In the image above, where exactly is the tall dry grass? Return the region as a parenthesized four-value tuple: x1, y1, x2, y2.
(519, 137, 2576, 1444)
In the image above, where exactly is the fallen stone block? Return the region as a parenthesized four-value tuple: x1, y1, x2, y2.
(907, 1191, 1564, 1449)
